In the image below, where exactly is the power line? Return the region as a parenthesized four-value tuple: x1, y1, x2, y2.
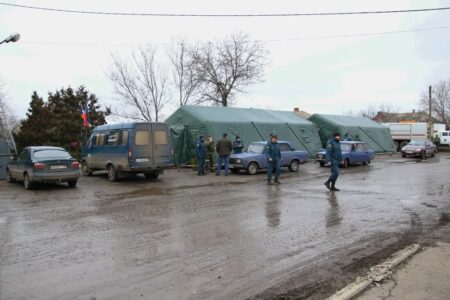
(1, 2, 450, 17)
(19, 25, 450, 47)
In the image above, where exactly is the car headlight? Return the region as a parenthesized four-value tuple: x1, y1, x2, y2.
(416, 149, 422, 152)
(236, 159, 241, 164)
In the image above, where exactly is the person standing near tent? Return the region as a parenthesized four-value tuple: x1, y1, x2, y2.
(324, 133, 343, 191)
(232, 135, 244, 154)
(196, 135, 206, 176)
(205, 134, 215, 173)
(215, 133, 233, 176)
(264, 134, 281, 185)
(343, 131, 353, 141)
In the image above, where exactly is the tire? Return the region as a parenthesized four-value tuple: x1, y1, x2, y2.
(288, 160, 299, 172)
(363, 160, 368, 166)
(107, 165, 118, 182)
(393, 141, 400, 152)
(342, 158, 349, 168)
(319, 162, 325, 167)
(144, 173, 159, 179)
(246, 162, 258, 175)
(6, 169, 14, 183)
(431, 151, 435, 157)
(401, 153, 406, 158)
(67, 180, 78, 187)
(24, 173, 34, 190)
(81, 162, 92, 176)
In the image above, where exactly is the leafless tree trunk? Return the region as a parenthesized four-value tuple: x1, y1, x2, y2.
(0, 80, 19, 135)
(167, 40, 199, 106)
(419, 80, 450, 128)
(108, 46, 170, 122)
(191, 33, 268, 107)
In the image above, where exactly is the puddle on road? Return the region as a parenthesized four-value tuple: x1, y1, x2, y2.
(98, 181, 248, 201)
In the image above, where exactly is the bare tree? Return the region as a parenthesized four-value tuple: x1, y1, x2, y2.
(167, 40, 200, 106)
(191, 33, 269, 107)
(108, 46, 170, 122)
(0, 80, 19, 135)
(343, 103, 398, 121)
(419, 80, 450, 127)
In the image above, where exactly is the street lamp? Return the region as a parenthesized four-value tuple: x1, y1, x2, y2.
(0, 33, 20, 45)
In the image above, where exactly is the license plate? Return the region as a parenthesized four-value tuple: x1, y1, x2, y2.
(406, 151, 413, 154)
(136, 158, 150, 162)
(50, 165, 67, 170)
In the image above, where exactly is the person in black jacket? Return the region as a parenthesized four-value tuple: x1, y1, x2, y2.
(215, 133, 233, 176)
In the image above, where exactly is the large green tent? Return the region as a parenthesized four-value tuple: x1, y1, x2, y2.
(165, 105, 322, 165)
(307, 114, 395, 153)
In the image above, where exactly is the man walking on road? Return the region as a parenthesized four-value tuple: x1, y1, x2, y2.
(324, 132, 343, 191)
(216, 133, 233, 176)
(265, 134, 281, 185)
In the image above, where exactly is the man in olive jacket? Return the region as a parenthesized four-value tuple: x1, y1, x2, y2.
(215, 133, 233, 176)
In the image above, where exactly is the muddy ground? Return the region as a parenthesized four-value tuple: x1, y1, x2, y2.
(0, 153, 449, 299)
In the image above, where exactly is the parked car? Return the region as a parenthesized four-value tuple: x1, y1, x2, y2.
(81, 122, 173, 181)
(6, 146, 80, 190)
(315, 141, 375, 168)
(229, 141, 309, 175)
(400, 140, 437, 158)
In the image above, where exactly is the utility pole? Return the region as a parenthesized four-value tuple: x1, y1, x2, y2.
(428, 85, 432, 138)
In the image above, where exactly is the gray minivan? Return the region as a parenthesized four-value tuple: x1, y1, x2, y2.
(81, 122, 173, 181)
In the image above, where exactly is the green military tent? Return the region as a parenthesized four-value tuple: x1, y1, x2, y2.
(165, 105, 323, 165)
(307, 114, 396, 153)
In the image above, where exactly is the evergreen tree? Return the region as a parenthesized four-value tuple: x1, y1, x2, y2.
(15, 86, 108, 156)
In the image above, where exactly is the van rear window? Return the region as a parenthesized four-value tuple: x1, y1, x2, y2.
(154, 131, 168, 145)
(135, 130, 150, 145)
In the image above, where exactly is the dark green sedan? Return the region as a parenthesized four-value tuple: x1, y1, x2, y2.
(6, 146, 80, 190)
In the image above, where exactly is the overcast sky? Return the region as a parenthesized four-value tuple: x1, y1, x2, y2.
(1, 0, 450, 121)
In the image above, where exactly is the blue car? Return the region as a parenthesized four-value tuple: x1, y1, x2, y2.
(315, 141, 375, 168)
(229, 141, 309, 175)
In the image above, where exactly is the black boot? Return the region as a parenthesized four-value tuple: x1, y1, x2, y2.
(274, 178, 280, 184)
(331, 183, 340, 191)
(267, 178, 273, 185)
(324, 180, 331, 191)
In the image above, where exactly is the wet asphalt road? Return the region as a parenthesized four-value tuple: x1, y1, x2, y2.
(0, 153, 449, 299)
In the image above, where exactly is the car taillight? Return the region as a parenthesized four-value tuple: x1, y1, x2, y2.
(33, 162, 46, 170)
(71, 161, 80, 169)
(128, 148, 132, 160)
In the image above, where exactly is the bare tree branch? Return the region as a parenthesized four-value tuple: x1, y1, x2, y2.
(419, 80, 450, 128)
(107, 46, 171, 122)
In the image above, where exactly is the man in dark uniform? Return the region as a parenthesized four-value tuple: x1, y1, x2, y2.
(324, 132, 343, 191)
(232, 135, 244, 154)
(196, 135, 206, 176)
(264, 134, 281, 185)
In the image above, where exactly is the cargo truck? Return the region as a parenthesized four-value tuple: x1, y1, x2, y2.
(382, 122, 449, 151)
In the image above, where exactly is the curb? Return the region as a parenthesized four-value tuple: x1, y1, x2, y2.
(327, 244, 420, 300)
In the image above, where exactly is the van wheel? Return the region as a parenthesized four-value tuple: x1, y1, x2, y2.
(107, 165, 118, 182)
(81, 162, 92, 176)
(288, 160, 299, 172)
(145, 173, 159, 179)
(246, 162, 258, 175)
(24, 173, 34, 190)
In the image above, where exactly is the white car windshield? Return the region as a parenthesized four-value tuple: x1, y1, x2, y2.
(247, 143, 265, 154)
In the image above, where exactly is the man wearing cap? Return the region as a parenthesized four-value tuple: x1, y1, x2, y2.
(196, 134, 206, 176)
(264, 134, 282, 185)
(324, 132, 343, 191)
(232, 135, 244, 154)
